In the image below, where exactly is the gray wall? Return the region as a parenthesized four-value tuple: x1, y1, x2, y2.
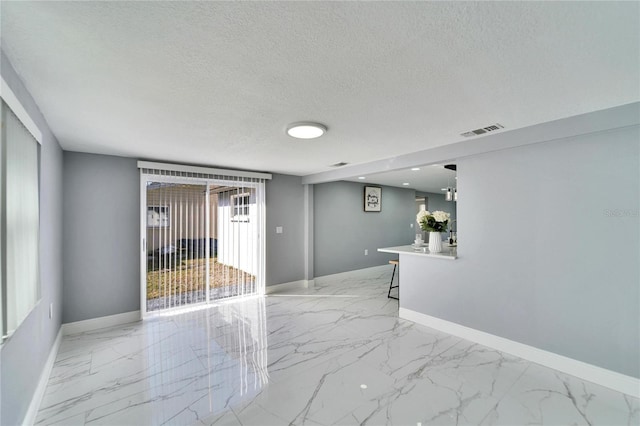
(400, 125, 639, 377)
(1, 52, 64, 426)
(314, 181, 416, 276)
(62, 152, 140, 323)
(417, 191, 457, 238)
(265, 174, 306, 286)
(62, 161, 306, 304)
(425, 192, 457, 225)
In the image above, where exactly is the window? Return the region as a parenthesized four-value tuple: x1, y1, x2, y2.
(1, 98, 41, 340)
(231, 193, 250, 219)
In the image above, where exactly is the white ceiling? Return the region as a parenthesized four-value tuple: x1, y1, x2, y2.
(345, 164, 457, 194)
(1, 2, 638, 184)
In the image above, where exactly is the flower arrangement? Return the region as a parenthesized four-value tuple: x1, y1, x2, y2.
(416, 210, 450, 233)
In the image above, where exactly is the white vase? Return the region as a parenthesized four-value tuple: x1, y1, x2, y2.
(428, 232, 442, 253)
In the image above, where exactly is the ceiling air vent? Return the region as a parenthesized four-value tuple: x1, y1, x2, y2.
(461, 123, 504, 138)
(331, 162, 349, 167)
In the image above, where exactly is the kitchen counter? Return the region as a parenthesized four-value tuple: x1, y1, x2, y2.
(378, 244, 457, 260)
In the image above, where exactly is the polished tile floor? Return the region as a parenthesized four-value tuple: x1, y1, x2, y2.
(37, 266, 638, 425)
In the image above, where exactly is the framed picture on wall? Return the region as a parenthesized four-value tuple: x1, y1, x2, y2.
(364, 186, 382, 212)
(147, 206, 170, 227)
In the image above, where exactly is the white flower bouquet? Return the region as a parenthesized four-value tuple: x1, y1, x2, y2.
(416, 210, 450, 233)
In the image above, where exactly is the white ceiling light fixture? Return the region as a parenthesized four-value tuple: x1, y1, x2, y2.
(402, 182, 410, 186)
(358, 176, 366, 180)
(286, 122, 327, 139)
(411, 167, 420, 171)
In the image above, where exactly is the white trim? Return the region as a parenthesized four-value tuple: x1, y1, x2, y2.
(399, 308, 640, 398)
(23, 327, 62, 426)
(258, 181, 267, 296)
(0, 76, 43, 144)
(139, 173, 148, 318)
(303, 184, 314, 282)
(62, 311, 141, 335)
(137, 160, 272, 180)
(265, 280, 310, 294)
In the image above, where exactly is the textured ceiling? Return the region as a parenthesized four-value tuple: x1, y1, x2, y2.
(1, 1, 638, 178)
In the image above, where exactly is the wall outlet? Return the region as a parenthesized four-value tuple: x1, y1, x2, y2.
(364, 249, 368, 256)
(276, 226, 283, 234)
(49, 303, 53, 319)
(410, 223, 414, 228)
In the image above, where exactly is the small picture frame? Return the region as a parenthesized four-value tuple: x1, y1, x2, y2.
(364, 186, 381, 212)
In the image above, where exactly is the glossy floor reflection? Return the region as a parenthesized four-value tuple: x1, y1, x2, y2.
(36, 266, 638, 425)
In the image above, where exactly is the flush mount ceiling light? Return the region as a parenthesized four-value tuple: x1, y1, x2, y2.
(286, 122, 327, 139)
(411, 167, 420, 171)
(358, 176, 366, 180)
(402, 182, 410, 186)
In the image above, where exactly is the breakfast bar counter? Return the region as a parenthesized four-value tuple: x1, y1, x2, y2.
(378, 244, 457, 260)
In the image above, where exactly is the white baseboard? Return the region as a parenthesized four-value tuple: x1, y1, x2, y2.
(399, 308, 640, 398)
(23, 326, 63, 426)
(265, 280, 310, 294)
(62, 310, 141, 335)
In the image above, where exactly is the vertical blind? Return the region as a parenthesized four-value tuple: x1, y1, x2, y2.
(1, 100, 40, 338)
(139, 162, 270, 316)
(145, 182, 209, 312)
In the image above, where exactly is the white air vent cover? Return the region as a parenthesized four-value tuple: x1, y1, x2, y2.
(461, 123, 504, 138)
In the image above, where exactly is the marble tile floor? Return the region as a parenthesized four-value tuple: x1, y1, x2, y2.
(36, 266, 639, 426)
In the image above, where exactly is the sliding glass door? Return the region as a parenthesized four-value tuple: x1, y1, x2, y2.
(139, 164, 267, 316)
